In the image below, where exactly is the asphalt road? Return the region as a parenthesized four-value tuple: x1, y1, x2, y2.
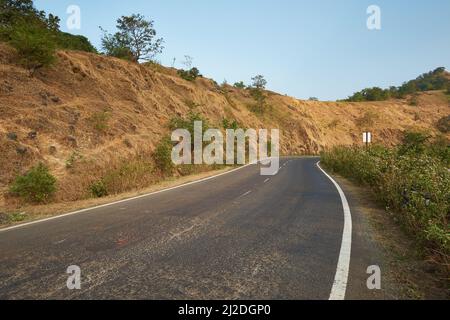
(0, 157, 384, 299)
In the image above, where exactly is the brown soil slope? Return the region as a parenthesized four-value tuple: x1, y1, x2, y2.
(0, 44, 449, 203)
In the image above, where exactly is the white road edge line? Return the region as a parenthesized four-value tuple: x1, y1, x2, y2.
(0, 163, 255, 233)
(241, 190, 252, 197)
(316, 161, 353, 301)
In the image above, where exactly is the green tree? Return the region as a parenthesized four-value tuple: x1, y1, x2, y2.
(100, 14, 164, 62)
(251, 75, 267, 90)
(46, 13, 60, 31)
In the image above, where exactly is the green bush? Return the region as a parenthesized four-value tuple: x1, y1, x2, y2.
(222, 118, 239, 130)
(54, 32, 97, 53)
(177, 67, 201, 81)
(8, 22, 56, 69)
(233, 81, 246, 89)
(1, 0, 96, 70)
(429, 136, 450, 167)
(9, 163, 57, 203)
(153, 137, 175, 174)
(320, 138, 450, 262)
(398, 131, 430, 155)
(169, 112, 209, 138)
(89, 180, 108, 198)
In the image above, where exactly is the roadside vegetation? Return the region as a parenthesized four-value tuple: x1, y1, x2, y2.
(321, 132, 450, 269)
(9, 163, 56, 203)
(345, 67, 450, 102)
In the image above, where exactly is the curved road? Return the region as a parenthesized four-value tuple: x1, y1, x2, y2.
(0, 157, 383, 299)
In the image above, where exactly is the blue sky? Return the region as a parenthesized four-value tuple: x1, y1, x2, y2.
(35, 0, 450, 101)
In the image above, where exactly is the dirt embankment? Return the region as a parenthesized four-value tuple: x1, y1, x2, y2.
(0, 43, 449, 205)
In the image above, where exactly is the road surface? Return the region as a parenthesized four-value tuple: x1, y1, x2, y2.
(0, 157, 385, 299)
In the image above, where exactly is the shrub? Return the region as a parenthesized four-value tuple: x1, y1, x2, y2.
(233, 81, 246, 89)
(8, 22, 56, 70)
(428, 136, 450, 167)
(169, 112, 209, 137)
(398, 131, 430, 155)
(89, 180, 108, 198)
(177, 67, 201, 81)
(54, 32, 97, 53)
(321, 139, 450, 263)
(153, 137, 174, 174)
(9, 163, 57, 203)
(222, 118, 239, 130)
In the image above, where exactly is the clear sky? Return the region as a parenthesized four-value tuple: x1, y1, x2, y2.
(35, 0, 450, 101)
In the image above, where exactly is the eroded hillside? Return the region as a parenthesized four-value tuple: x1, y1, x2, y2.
(1, 44, 449, 204)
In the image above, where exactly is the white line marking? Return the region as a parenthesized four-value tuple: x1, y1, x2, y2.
(264, 178, 270, 183)
(0, 163, 255, 233)
(240, 190, 252, 198)
(316, 161, 352, 301)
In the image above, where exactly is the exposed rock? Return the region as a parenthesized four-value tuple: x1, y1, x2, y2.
(51, 96, 61, 103)
(28, 131, 37, 139)
(16, 145, 27, 155)
(6, 132, 17, 141)
(49, 145, 57, 155)
(123, 139, 133, 148)
(66, 135, 77, 147)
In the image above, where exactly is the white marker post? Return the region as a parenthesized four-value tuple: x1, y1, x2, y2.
(363, 132, 372, 147)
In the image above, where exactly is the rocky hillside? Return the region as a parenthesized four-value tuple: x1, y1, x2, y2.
(1, 43, 449, 204)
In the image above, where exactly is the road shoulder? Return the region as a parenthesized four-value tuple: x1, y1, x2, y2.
(0, 166, 240, 229)
(332, 174, 448, 300)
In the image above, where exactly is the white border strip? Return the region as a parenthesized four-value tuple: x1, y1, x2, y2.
(0, 163, 253, 233)
(316, 161, 353, 301)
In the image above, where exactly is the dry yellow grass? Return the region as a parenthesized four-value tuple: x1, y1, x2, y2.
(1, 43, 449, 207)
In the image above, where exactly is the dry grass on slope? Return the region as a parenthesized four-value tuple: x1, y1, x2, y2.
(0, 43, 448, 207)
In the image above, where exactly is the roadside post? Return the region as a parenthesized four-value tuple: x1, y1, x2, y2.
(363, 132, 372, 147)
